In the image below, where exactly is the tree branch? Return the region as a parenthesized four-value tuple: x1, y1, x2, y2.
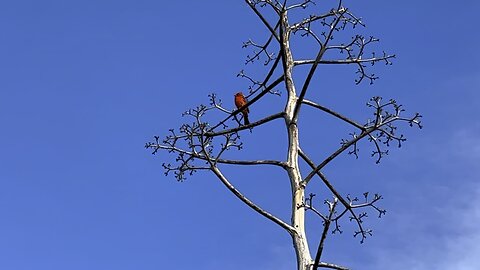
(146, 143, 287, 168)
(302, 98, 421, 185)
(207, 75, 285, 132)
(244, 20, 281, 66)
(302, 99, 365, 130)
(245, 0, 281, 42)
(195, 119, 295, 234)
(210, 165, 295, 233)
(290, 11, 337, 31)
(315, 262, 349, 270)
(246, 48, 283, 98)
(205, 112, 286, 137)
(298, 148, 350, 208)
(300, 148, 386, 243)
(294, 54, 395, 66)
(302, 128, 370, 185)
(292, 8, 348, 121)
(287, 0, 315, 11)
(313, 198, 338, 270)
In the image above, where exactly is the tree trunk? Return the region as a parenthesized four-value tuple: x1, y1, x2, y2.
(290, 181, 313, 270)
(281, 9, 313, 270)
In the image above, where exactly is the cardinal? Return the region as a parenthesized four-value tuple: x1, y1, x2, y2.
(234, 92, 250, 125)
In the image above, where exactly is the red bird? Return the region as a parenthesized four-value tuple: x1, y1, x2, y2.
(234, 92, 250, 125)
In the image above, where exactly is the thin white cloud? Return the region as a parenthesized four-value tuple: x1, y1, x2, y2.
(367, 126, 480, 270)
(440, 187, 480, 270)
(451, 126, 480, 160)
(370, 186, 480, 270)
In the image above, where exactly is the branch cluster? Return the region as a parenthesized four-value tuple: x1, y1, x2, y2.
(291, 5, 395, 85)
(145, 100, 242, 181)
(303, 191, 385, 244)
(341, 96, 423, 164)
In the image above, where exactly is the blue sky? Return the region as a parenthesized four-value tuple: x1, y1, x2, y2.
(1, 1, 479, 269)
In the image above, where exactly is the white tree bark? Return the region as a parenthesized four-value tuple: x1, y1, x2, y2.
(281, 9, 314, 270)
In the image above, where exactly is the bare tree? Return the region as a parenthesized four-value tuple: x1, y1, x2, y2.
(146, 1, 422, 269)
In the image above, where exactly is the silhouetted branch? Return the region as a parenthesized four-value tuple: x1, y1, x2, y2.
(243, 20, 281, 66)
(208, 75, 284, 132)
(238, 69, 282, 96)
(332, 192, 386, 243)
(293, 7, 348, 121)
(300, 193, 327, 221)
(299, 148, 385, 244)
(327, 35, 395, 84)
(244, 49, 283, 97)
(312, 197, 338, 270)
(290, 12, 337, 32)
(298, 148, 347, 203)
(250, 0, 283, 13)
(209, 166, 295, 233)
(303, 97, 422, 184)
(294, 54, 395, 66)
(302, 99, 365, 130)
(209, 93, 233, 115)
(245, 0, 281, 42)
(199, 116, 295, 233)
(206, 112, 285, 137)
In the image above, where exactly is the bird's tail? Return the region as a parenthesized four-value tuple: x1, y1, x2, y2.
(243, 112, 250, 125)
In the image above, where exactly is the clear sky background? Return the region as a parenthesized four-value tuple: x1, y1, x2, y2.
(1, 1, 479, 269)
